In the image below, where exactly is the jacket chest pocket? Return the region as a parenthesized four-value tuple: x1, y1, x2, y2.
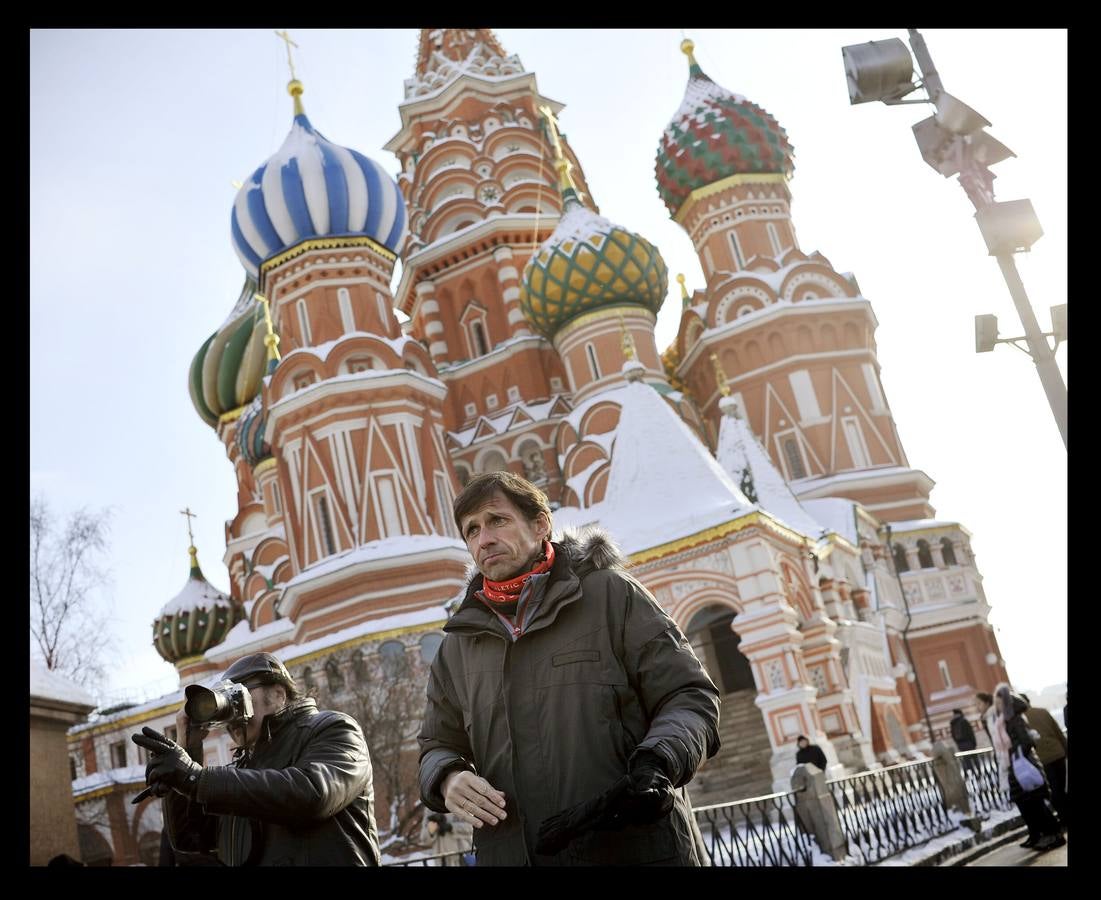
(534, 641, 626, 689)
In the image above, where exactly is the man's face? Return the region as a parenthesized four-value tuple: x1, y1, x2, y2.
(976, 696, 990, 714)
(461, 490, 548, 582)
(797, 738, 808, 749)
(226, 682, 285, 749)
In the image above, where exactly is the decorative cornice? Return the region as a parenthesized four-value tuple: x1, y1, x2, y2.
(675, 173, 789, 225)
(552, 304, 657, 348)
(629, 509, 804, 566)
(72, 702, 183, 738)
(261, 236, 397, 278)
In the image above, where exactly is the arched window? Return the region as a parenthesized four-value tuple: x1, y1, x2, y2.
(302, 666, 315, 691)
(420, 632, 444, 664)
(338, 287, 355, 333)
(325, 658, 345, 694)
(296, 298, 312, 345)
(351, 649, 368, 685)
(893, 543, 909, 573)
(917, 539, 934, 569)
(586, 343, 600, 380)
(379, 640, 408, 678)
(472, 321, 489, 356)
(941, 537, 957, 567)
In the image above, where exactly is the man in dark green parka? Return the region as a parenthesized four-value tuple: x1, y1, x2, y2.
(418, 472, 721, 866)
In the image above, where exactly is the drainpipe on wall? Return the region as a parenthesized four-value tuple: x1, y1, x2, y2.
(883, 523, 936, 746)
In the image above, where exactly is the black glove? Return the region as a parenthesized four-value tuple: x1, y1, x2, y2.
(616, 751, 675, 826)
(535, 775, 631, 856)
(131, 727, 203, 799)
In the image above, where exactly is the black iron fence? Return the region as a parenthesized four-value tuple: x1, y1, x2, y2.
(957, 747, 1011, 816)
(385, 845, 473, 866)
(693, 788, 818, 866)
(826, 757, 955, 864)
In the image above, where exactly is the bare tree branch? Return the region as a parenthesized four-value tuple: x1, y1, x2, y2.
(30, 495, 117, 692)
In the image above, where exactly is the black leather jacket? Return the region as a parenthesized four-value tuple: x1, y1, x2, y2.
(165, 698, 380, 866)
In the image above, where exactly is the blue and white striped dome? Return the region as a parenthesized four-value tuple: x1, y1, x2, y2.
(231, 103, 408, 279)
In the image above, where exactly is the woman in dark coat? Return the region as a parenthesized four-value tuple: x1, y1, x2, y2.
(992, 683, 1063, 851)
(794, 736, 828, 771)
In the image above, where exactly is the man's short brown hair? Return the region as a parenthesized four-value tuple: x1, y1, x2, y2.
(453, 472, 552, 535)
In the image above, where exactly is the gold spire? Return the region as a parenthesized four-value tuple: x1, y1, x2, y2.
(256, 292, 282, 363)
(275, 30, 305, 115)
(681, 37, 698, 68)
(709, 352, 731, 397)
(180, 507, 200, 567)
(619, 311, 637, 361)
(538, 104, 580, 197)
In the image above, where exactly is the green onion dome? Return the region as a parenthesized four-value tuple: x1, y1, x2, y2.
(189, 278, 269, 427)
(518, 191, 668, 340)
(152, 547, 241, 664)
(655, 40, 795, 217)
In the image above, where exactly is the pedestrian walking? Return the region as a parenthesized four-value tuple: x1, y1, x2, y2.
(1022, 699, 1068, 831)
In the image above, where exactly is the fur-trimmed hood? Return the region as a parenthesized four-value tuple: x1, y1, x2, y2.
(460, 525, 625, 591)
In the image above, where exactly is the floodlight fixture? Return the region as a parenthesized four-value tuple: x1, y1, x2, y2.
(842, 38, 918, 105)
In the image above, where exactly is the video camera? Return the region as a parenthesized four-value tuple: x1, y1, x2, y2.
(184, 679, 254, 729)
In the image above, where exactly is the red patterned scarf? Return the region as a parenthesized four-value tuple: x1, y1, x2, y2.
(481, 541, 555, 605)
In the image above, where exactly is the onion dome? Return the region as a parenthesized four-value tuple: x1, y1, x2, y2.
(236, 395, 271, 467)
(655, 39, 795, 217)
(231, 79, 408, 280)
(152, 546, 241, 664)
(519, 116, 667, 340)
(189, 278, 268, 427)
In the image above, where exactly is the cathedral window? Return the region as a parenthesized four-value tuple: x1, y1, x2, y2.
(338, 288, 355, 333)
(109, 741, 127, 769)
(586, 343, 600, 380)
(270, 482, 281, 514)
(917, 539, 934, 569)
(311, 491, 337, 558)
(892, 543, 909, 573)
(941, 537, 957, 567)
(294, 372, 316, 391)
(379, 640, 408, 678)
(729, 231, 745, 268)
(507, 385, 520, 403)
(781, 435, 807, 480)
(550, 377, 563, 392)
(296, 298, 312, 345)
(842, 417, 871, 468)
(767, 222, 783, 255)
(420, 632, 444, 664)
(486, 393, 499, 410)
(938, 660, 953, 689)
(351, 650, 368, 685)
(464, 402, 477, 418)
(376, 292, 391, 333)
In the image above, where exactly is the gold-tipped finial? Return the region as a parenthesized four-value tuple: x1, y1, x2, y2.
(256, 293, 281, 363)
(680, 38, 698, 67)
(538, 104, 580, 196)
(231, 179, 244, 190)
(676, 273, 690, 303)
(709, 352, 731, 397)
(180, 507, 199, 566)
(619, 311, 637, 361)
(275, 30, 305, 115)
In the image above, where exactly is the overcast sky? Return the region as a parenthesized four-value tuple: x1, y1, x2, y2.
(30, 28, 1066, 704)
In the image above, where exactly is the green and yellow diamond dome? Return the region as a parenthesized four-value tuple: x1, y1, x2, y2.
(519, 174, 667, 340)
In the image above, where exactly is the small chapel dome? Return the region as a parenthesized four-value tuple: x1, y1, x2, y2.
(152, 546, 241, 664)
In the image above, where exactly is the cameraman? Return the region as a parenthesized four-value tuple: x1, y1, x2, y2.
(132, 652, 381, 866)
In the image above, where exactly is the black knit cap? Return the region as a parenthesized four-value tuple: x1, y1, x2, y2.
(222, 652, 299, 698)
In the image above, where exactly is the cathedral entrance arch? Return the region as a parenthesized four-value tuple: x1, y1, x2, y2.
(684, 605, 754, 694)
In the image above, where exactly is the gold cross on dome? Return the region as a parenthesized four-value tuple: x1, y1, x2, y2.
(179, 506, 198, 546)
(275, 29, 299, 81)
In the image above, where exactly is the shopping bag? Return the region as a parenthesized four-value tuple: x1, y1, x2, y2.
(1011, 747, 1045, 792)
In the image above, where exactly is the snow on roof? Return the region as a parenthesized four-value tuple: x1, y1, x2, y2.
(716, 407, 823, 540)
(564, 457, 607, 503)
(449, 394, 568, 447)
(205, 614, 296, 660)
(252, 555, 288, 583)
(888, 518, 959, 532)
(563, 383, 631, 434)
(157, 570, 232, 617)
(670, 72, 747, 127)
(72, 764, 146, 797)
(283, 534, 468, 589)
(793, 465, 916, 487)
(557, 379, 753, 555)
(30, 660, 96, 708)
(801, 498, 860, 546)
(279, 604, 450, 667)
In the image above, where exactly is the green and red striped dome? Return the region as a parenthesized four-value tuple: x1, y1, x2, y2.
(655, 41, 795, 217)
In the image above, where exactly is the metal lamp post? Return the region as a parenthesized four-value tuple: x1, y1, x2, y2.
(841, 30, 1067, 448)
